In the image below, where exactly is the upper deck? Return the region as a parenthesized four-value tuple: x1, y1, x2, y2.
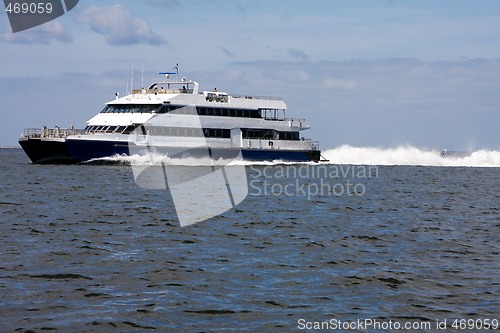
(110, 73, 287, 111)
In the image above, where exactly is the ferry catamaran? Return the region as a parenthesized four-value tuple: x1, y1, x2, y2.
(19, 69, 322, 164)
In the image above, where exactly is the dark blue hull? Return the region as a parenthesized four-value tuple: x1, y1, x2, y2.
(66, 139, 130, 163)
(20, 138, 321, 164)
(19, 138, 74, 164)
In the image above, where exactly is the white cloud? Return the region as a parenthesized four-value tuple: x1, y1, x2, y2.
(74, 4, 165, 46)
(1, 17, 72, 44)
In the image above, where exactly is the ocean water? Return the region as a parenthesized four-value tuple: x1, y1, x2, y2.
(1, 147, 499, 332)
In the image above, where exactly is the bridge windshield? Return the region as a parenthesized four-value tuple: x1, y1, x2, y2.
(100, 104, 161, 114)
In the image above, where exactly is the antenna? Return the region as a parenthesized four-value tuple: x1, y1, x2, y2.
(131, 62, 134, 93)
(141, 63, 144, 88)
(159, 64, 180, 82)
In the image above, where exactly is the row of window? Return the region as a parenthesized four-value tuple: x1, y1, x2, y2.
(85, 125, 137, 134)
(147, 127, 230, 138)
(101, 104, 161, 114)
(242, 128, 275, 140)
(158, 105, 263, 118)
(280, 132, 300, 140)
(100, 104, 276, 119)
(85, 125, 300, 140)
(241, 129, 299, 140)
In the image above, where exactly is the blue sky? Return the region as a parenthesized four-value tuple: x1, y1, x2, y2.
(1, 0, 499, 149)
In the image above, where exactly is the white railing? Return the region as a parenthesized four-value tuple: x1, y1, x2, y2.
(22, 127, 87, 139)
(132, 88, 193, 95)
(231, 94, 283, 101)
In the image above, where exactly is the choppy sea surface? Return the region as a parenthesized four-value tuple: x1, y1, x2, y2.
(1, 147, 499, 332)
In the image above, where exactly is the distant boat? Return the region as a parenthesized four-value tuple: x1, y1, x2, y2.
(19, 68, 322, 164)
(434, 149, 471, 158)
